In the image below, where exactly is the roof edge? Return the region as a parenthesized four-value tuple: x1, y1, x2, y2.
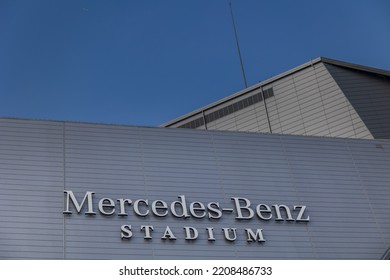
(161, 57, 390, 127)
(160, 57, 323, 127)
(320, 57, 390, 77)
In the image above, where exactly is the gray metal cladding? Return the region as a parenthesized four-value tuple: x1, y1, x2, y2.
(247, 62, 372, 139)
(0, 118, 389, 259)
(325, 63, 390, 139)
(0, 119, 64, 259)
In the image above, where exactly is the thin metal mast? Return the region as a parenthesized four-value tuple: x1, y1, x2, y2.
(229, 0, 248, 88)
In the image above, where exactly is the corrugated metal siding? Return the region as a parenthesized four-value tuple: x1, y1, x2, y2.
(266, 62, 373, 139)
(325, 63, 390, 139)
(0, 119, 64, 259)
(0, 118, 389, 259)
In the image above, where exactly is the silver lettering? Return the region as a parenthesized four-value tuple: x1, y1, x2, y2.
(206, 227, 215, 241)
(151, 200, 168, 217)
(141, 225, 154, 239)
(120, 225, 132, 239)
(98, 198, 115, 215)
(273, 204, 295, 221)
(245, 228, 265, 242)
(256, 204, 272, 220)
(189, 201, 206, 218)
(63, 190, 96, 215)
(117, 198, 132, 216)
(222, 228, 237, 241)
(134, 199, 149, 217)
(232, 197, 254, 220)
(161, 226, 177, 240)
(207, 202, 222, 219)
(184, 227, 199, 240)
(294, 205, 310, 222)
(170, 195, 190, 218)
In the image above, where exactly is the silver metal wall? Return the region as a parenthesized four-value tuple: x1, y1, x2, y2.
(265, 62, 372, 138)
(0, 118, 389, 259)
(326, 63, 390, 139)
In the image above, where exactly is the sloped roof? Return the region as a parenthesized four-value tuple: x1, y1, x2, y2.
(161, 57, 390, 127)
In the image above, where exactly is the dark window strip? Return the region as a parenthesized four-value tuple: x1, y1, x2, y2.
(179, 87, 274, 129)
(178, 116, 204, 129)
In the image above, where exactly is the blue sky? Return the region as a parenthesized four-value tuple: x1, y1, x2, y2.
(1, 0, 389, 126)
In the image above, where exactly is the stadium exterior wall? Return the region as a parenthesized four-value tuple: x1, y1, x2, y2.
(0, 118, 389, 259)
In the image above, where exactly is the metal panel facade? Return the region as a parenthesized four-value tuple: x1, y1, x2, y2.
(325, 63, 390, 139)
(0, 118, 389, 259)
(0, 119, 64, 259)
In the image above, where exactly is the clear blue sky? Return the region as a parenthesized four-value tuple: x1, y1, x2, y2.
(1, 0, 389, 126)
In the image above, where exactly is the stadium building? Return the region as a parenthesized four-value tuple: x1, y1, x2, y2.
(0, 57, 389, 259)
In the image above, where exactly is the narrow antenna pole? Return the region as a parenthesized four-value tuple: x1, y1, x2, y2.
(229, 0, 248, 88)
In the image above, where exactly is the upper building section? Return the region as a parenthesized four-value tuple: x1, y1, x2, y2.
(161, 57, 390, 139)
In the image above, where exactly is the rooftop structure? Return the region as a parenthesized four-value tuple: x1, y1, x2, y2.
(162, 57, 390, 139)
